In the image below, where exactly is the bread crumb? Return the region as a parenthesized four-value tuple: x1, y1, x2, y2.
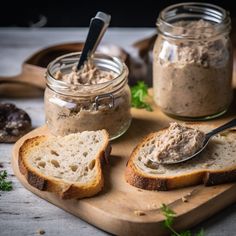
(182, 196, 188, 203)
(203, 162, 214, 168)
(137, 189, 142, 192)
(37, 229, 45, 235)
(147, 203, 159, 210)
(134, 210, 146, 216)
(186, 192, 191, 196)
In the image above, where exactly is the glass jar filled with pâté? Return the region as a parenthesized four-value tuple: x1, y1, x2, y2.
(153, 2, 233, 120)
(45, 52, 131, 140)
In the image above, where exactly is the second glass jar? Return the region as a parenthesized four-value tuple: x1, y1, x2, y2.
(153, 2, 233, 120)
(45, 52, 131, 140)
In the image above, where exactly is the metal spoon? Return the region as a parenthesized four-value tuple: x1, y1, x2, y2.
(156, 118, 236, 165)
(77, 11, 111, 70)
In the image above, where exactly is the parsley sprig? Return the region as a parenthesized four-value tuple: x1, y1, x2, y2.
(0, 170, 13, 191)
(161, 204, 204, 236)
(131, 81, 153, 111)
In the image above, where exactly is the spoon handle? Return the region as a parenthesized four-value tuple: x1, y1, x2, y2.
(206, 118, 236, 138)
(77, 12, 111, 70)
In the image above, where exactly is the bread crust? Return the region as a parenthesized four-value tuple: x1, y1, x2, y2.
(125, 130, 236, 191)
(19, 131, 110, 199)
(204, 169, 236, 186)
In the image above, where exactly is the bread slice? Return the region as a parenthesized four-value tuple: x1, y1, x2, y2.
(125, 125, 236, 191)
(19, 130, 111, 199)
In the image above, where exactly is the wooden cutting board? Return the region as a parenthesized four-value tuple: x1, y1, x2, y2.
(12, 99, 236, 236)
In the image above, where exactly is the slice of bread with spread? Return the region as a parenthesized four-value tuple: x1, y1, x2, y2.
(125, 124, 236, 191)
(19, 130, 111, 199)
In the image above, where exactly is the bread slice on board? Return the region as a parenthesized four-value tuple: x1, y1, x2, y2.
(19, 130, 111, 199)
(125, 125, 236, 191)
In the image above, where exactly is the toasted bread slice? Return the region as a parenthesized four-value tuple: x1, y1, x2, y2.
(125, 125, 236, 191)
(19, 130, 111, 199)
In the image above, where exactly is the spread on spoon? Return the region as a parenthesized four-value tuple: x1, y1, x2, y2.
(150, 123, 206, 163)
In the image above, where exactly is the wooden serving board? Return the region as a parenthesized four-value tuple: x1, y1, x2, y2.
(12, 100, 236, 236)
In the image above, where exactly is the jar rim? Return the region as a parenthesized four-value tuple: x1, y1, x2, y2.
(157, 2, 231, 40)
(46, 52, 128, 96)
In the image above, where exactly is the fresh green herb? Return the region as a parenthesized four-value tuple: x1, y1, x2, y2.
(161, 204, 204, 236)
(130, 81, 153, 111)
(0, 170, 13, 191)
(195, 229, 204, 236)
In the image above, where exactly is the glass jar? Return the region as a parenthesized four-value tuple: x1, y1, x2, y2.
(44, 52, 131, 140)
(153, 2, 233, 120)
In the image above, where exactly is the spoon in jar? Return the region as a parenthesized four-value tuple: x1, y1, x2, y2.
(77, 11, 111, 70)
(154, 118, 236, 165)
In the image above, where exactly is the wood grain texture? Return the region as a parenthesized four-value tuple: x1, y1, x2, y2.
(12, 102, 236, 236)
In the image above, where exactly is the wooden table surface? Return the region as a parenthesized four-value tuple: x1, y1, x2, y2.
(0, 28, 236, 236)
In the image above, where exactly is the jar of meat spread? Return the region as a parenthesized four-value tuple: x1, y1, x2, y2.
(153, 2, 233, 120)
(45, 52, 131, 140)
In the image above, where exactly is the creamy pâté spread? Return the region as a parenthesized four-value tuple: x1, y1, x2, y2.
(153, 123, 205, 163)
(55, 59, 116, 85)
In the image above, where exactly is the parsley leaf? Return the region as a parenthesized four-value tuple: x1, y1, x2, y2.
(130, 81, 153, 111)
(179, 231, 192, 236)
(161, 204, 204, 236)
(195, 229, 204, 236)
(0, 170, 13, 191)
